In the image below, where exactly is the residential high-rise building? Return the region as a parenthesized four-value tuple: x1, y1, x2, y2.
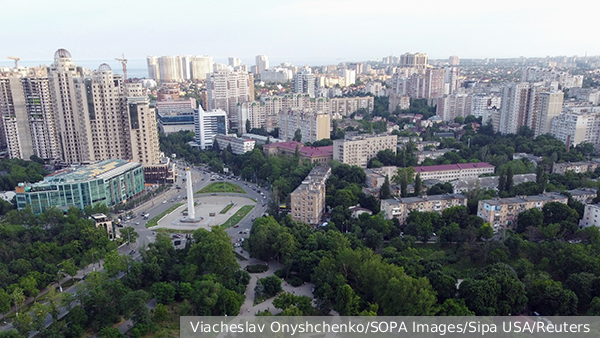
(499, 82, 531, 134)
(333, 134, 397, 168)
(445, 67, 459, 94)
(127, 83, 161, 165)
(531, 91, 564, 137)
(436, 93, 471, 121)
(292, 69, 315, 98)
(48, 49, 90, 164)
(194, 106, 228, 149)
(0, 67, 60, 160)
(278, 109, 330, 143)
(449, 56, 460, 66)
(146, 56, 159, 81)
(255, 55, 269, 74)
(190, 55, 213, 81)
(47, 50, 160, 166)
(400, 52, 428, 71)
(158, 56, 183, 82)
(206, 70, 254, 130)
(381, 194, 468, 224)
(229, 57, 241, 67)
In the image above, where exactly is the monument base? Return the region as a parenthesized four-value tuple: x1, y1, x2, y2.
(179, 216, 203, 223)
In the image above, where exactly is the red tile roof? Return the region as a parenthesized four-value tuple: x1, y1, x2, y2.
(264, 141, 333, 157)
(414, 162, 494, 173)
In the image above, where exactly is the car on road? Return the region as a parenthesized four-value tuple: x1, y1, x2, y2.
(234, 225, 239, 228)
(211, 193, 217, 196)
(135, 222, 140, 225)
(162, 200, 167, 204)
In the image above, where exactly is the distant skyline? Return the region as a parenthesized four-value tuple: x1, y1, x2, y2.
(2, 0, 599, 64)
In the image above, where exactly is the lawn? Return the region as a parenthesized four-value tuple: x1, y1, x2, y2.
(220, 203, 234, 214)
(220, 205, 254, 228)
(146, 203, 185, 228)
(196, 182, 245, 194)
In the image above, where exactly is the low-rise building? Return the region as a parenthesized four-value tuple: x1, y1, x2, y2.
(333, 133, 398, 168)
(263, 141, 334, 164)
(290, 166, 331, 225)
(552, 161, 600, 174)
(569, 188, 598, 204)
(214, 134, 255, 154)
(157, 109, 195, 134)
(241, 133, 284, 145)
(477, 193, 568, 231)
(143, 156, 176, 184)
(91, 213, 118, 240)
(380, 194, 468, 224)
(413, 163, 495, 182)
(365, 166, 398, 188)
(580, 204, 600, 228)
(416, 148, 454, 164)
(15, 159, 145, 214)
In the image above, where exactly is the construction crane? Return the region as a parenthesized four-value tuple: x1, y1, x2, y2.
(115, 54, 128, 82)
(7, 56, 20, 68)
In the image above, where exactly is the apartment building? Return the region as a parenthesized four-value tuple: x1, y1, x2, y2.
(290, 166, 331, 226)
(278, 109, 330, 143)
(416, 149, 454, 164)
(0, 67, 60, 160)
(580, 204, 600, 228)
(214, 134, 255, 155)
(436, 93, 472, 121)
(333, 133, 397, 168)
(413, 163, 495, 182)
(329, 96, 375, 116)
(292, 69, 315, 97)
(569, 188, 597, 204)
(550, 107, 600, 147)
(477, 193, 568, 231)
(380, 193, 468, 223)
(552, 161, 600, 174)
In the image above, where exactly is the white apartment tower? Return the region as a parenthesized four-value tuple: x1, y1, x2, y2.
(127, 83, 161, 165)
(158, 56, 183, 82)
(147, 56, 159, 82)
(532, 91, 564, 137)
(499, 83, 531, 134)
(293, 69, 315, 98)
(206, 70, 254, 130)
(190, 55, 213, 81)
(278, 109, 330, 143)
(255, 55, 269, 74)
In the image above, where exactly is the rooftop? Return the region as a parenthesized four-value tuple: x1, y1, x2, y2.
(481, 192, 567, 206)
(264, 141, 333, 158)
(383, 193, 468, 205)
(414, 162, 494, 173)
(44, 159, 139, 183)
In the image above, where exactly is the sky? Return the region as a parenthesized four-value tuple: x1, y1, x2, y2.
(2, 0, 599, 66)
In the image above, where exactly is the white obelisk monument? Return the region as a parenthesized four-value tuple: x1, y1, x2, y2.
(186, 167, 195, 220)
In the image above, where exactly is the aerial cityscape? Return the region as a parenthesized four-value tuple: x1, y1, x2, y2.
(2, 1, 600, 337)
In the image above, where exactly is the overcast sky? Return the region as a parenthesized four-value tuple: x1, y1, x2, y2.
(2, 0, 599, 65)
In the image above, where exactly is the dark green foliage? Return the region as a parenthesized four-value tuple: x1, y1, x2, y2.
(245, 264, 269, 273)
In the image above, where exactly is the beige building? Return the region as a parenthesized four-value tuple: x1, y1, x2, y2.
(552, 161, 600, 174)
(290, 166, 331, 225)
(333, 133, 397, 168)
(413, 163, 495, 182)
(550, 107, 600, 147)
(380, 194, 468, 224)
(127, 84, 161, 165)
(329, 96, 374, 116)
(477, 193, 568, 231)
(278, 109, 330, 143)
(91, 213, 118, 240)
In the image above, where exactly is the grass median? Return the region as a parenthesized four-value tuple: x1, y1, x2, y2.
(196, 182, 245, 194)
(220, 205, 254, 228)
(146, 203, 185, 228)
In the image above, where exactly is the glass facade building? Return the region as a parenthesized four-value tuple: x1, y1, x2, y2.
(16, 159, 145, 214)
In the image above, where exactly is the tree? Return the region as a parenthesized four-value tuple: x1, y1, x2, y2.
(0, 288, 10, 317)
(120, 226, 139, 245)
(11, 287, 25, 316)
(536, 165, 548, 193)
(528, 279, 578, 315)
(436, 299, 475, 316)
(98, 327, 125, 338)
(515, 208, 543, 234)
(293, 128, 302, 142)
(498, 169, 506, 193)
(379, 175, 392, 200)
(29, 302, 49, 333)
(505, 165, 514, 192)
(153, 303, 169, 323)
(335, 284, 360, 316)
(414, 173, 422, 196)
